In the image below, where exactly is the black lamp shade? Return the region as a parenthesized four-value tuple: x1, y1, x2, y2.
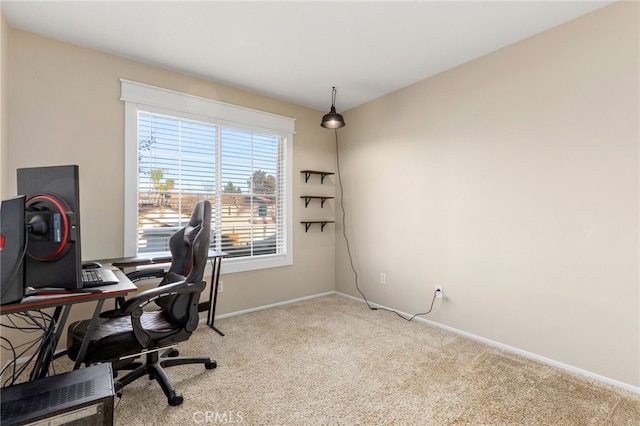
(321, 106, 346, 129)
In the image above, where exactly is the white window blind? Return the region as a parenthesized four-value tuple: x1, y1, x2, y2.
(137, 112, 215, 253)
(122, 80, 294, 273)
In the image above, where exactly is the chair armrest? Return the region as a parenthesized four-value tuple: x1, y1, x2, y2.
(99, 269, 166, 318)
(111, 256, 153, 268)
(119, 280, 205, 348)
(126, 268, 166, 283)
(120, 280, 191, 314)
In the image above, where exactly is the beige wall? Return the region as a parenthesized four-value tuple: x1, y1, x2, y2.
(1, 8, 9, 196)
(4, 27, 336, 358)
(337, 2, 639, 388)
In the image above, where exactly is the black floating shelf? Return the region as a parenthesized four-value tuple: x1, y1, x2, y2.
(301, 221, 335, 232)
(300, 196, 334, 208)
(301, 170, 335, 184)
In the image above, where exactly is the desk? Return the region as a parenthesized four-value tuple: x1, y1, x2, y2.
(111, 250, 227, 336)
(0, 268, 137, 380)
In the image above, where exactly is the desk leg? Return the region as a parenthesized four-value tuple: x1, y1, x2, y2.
(207, 257, 224, 336)
(31, 305, 72, 380)
(73, 299, 105, 370)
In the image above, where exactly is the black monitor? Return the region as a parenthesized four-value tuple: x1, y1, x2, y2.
(0, 195, 26, 304)
(17, 165, 82, 289)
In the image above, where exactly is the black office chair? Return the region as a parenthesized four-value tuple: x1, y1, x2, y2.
(66, 199, 216, 406)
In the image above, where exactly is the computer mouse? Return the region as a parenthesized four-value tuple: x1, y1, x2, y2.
(82, 262, 102, 269)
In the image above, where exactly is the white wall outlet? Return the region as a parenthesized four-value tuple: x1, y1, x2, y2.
(435, 285, 443, 298)
(380, 273, 386, 285)
(218, 281, 224, 292)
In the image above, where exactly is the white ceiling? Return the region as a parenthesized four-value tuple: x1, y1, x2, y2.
(2, 1, 615, 112)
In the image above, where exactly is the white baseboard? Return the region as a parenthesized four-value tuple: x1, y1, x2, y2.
(201, 291, 337, 323)
(336, 292, 640, 395)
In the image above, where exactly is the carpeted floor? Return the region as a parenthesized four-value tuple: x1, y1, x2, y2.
(81, 294, 640, 425)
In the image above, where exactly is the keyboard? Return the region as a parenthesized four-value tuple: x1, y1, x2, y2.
(81, 268, 120, 287)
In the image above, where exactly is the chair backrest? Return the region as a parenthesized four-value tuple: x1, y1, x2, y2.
(166, 199, 211, 283)
(157, 199, 211, 325)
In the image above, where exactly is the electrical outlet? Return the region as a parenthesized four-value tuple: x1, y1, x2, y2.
(218, 281, 224, 293)
(435, 285, 443, 298)
(380, 273, 386, 285)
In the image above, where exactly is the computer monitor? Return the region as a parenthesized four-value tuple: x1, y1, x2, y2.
(0, 195, 26, 304)
(17, 165, 82, 289)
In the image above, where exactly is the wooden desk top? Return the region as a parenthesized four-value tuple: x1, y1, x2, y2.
(0, 268, 136, 315)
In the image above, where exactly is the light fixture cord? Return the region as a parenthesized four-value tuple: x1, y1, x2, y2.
(331, 86, 337, 108)
(334, 129, 373, 309)
(335, 129, 440, 321)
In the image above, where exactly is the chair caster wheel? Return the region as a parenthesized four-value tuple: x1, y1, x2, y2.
(168, 392, 184, 406)
(167, 348, 180, 357)
(205, 360, 217, 369)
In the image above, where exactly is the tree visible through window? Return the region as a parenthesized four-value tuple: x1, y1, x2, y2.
(137, 111, 284, 259)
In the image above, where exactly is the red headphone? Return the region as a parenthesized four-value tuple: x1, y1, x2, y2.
(25, 193, 74, 262)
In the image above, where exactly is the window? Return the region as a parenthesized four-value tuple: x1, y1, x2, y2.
(122, 80, 294, 273)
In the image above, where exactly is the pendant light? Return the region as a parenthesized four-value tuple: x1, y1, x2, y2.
(320, 86, 346, 129)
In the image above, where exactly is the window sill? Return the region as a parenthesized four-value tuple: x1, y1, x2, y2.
(220, 253, 292, 274)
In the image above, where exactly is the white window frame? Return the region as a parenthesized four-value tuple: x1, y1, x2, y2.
(121, 79, 294, 274)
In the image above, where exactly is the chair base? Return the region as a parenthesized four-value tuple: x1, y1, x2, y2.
(114, 348, 216, 406)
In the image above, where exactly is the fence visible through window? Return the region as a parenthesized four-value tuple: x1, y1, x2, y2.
(137, 112, 282, 259)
